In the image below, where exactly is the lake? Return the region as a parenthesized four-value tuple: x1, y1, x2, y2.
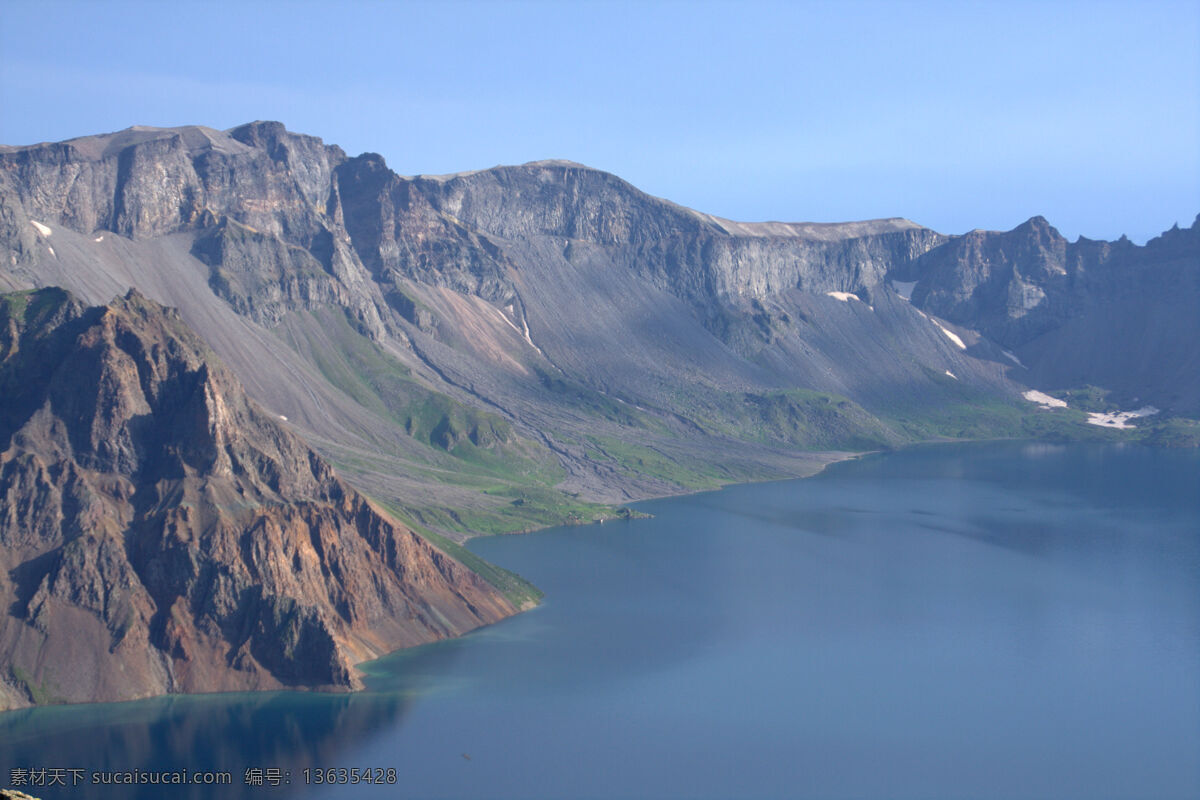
(2, 442, 1198, 799)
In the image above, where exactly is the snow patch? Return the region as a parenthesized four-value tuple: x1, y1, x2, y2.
(1002, 350, 1025, 368)
(30, 220, 52, 236)
(520, 315, 536, 348)
(944, 370, 957, 380)
(936, 323, 967, 350)
(279, 415, 288, 422)
(826, 291, 874, 310)
(93, 235, 105, 243)
(493, 301, 544, 356)
(1023, 389, 1158, 429)
(1086, 407, 1159, 430)
(497, 308, 524, 336)
(46, 246, 56, 258)
(1023, 390, 1068, 409)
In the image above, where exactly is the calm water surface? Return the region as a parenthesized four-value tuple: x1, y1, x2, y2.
(3, 442, 1198, 799)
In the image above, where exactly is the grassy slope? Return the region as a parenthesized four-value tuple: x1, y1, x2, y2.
(274, 308, 623, 536)
(244, 300, 1199, 621)
(377, 498, 544, 608)
(276, 306, 1196, 537)
(877, 373, 1197, 445)
(8, 289, 1194, 614)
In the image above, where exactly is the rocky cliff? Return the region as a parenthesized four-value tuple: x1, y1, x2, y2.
(0, 120, 1196, 707)
(0, 123, 386, 335)
(900, 215, 1200, 411)
(0, 124, 947, 337)
(0, 287, 517, 711)
(1, 122, 1196, 513)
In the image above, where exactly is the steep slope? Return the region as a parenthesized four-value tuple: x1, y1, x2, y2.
(0, 124, 939, 512)
(897, 215, 1200, 414)
(332, 154, 1037, 441)
(0, 124, 601, 528)
(0, 288, 518, 711)
(1, 122, 1194, 525)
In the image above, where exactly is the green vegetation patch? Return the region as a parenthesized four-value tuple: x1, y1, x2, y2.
(582, 434, 740, 489)
(1050, 385, 1120, 413)
(278, 308, 556, 479)
(885, 396, 1114, 442)
(373, 500, 543, 607)
(10, 664, 65, 706)
(1137, 417, 1200, 447)
(0, 289, 33, 319)
(275, 307, 623, 533)
(734, 389, 898, 451)
(533, 367, 645, 427)
(656, 388, 899, 454)
(420, 528, 543, 608)
(1, 286, 70, 329)
(393, 483, 619, 537)
(465, 484, 618, 533)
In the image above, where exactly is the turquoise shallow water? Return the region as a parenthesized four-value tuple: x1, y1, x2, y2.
(3, 442, 1198, 799)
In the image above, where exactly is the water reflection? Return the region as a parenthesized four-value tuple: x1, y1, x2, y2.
(2, 443, 1197, 800)
(0, 636, 473, 799)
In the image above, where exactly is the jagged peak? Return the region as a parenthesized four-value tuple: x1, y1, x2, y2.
(228, 119, 289, 138)
(115, 286, 182, 322)
(228, 120, 295, 149)
(956, 216, 1065, 242)
(1143, 212, 1200, 252)
(1013, 215, 1061, 237)
(348, 151, 392, 170)
(226, 121, 345, 164)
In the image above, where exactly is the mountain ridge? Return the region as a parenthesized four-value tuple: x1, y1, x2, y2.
(3, 122, 1195, 498)
(1, 121, 1196, 706)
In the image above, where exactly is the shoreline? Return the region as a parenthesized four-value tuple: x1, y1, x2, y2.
(3, 435, 1183, 714)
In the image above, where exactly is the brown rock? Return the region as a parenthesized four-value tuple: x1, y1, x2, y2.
(0, 288, 517, 710)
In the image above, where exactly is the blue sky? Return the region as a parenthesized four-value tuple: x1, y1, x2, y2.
(2, 0, 1197, 242)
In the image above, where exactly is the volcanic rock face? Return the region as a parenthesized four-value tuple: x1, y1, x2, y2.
(0, 288, 515, 711)
(0, 124, 946, 338)
(0, 123, 334, 242)
(0, 120, 1196, 706)
(901, 215, 1200, 411)
(2, 123, 1196, 509)
(399, 161, 949, 304)
(0, 123, 386, 336)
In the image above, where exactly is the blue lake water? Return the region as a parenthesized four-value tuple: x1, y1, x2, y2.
(2, 442, 1198, 799)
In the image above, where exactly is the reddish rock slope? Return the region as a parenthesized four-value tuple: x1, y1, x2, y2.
(0, 287, 516, 710)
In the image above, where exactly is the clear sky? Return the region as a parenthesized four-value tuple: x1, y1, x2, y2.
(2, 0, 1197, 242)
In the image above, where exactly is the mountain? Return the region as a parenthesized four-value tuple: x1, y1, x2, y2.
(0, 122, 1196, 706)
(897, 215, 1200, 413)
(0, 287, 519, 710)
(3, 123, 1196, 506)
